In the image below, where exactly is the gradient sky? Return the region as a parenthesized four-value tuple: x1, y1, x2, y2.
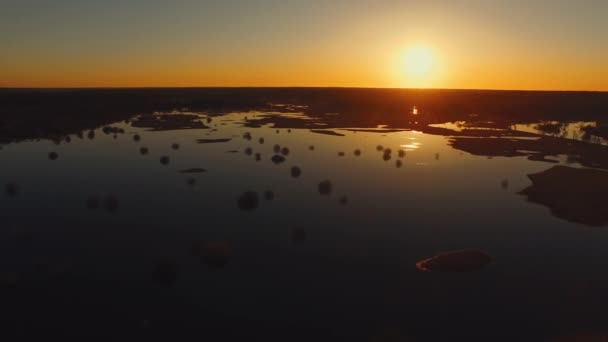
(1, 0, 607, 90)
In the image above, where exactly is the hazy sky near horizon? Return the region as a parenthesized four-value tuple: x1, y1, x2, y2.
(1, 0, 607, 90)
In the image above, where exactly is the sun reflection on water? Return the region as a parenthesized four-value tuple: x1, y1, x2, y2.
(401, 141, 421, 151)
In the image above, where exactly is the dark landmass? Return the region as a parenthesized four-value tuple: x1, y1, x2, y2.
(196, 138, 232, 144)
(131, 113, 208, 131)
(344, 128, 410, 133)
(310, 129, 346, 136)
(2, 88, 607, 145)
(449, 136, 608, 170)
(520, 166, 608, 226)
(416, 249, 492, 272)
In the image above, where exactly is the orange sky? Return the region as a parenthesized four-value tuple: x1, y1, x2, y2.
(1, 1, 607, 90)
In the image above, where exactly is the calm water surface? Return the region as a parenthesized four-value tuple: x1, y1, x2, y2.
(1, 89, 607, 341)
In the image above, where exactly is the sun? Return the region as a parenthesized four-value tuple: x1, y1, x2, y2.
(391, 44, 441, 88)
(404, 46, 434, 78)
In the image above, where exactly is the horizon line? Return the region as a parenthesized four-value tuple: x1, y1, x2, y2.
(0, 86, 607, 93)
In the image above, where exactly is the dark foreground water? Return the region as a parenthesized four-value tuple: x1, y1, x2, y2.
(1, 88, 608, 341)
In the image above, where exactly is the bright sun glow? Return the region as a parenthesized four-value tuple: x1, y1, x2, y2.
(397, 46, 438, 88)
(404, 47, 434, 78)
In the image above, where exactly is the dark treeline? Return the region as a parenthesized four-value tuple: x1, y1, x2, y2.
(1, 88, 607, 143)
